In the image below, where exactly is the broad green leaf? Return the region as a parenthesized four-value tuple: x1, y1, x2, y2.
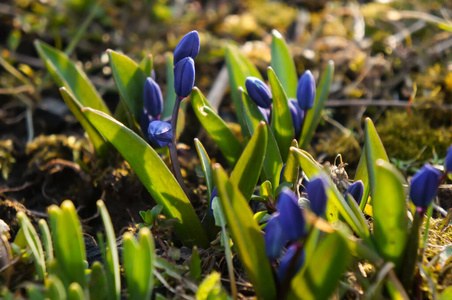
(241, 88, 283, 189)
(268, 67, 294, 161)
(48, 201, 86, 290)
(373, 159, 408, 268)
(38, 219, 53, 262)
(108, 50, 147, 120)
(46, 276, 67, 300)
(139, 54, 153, 77)
(191, 88, 242, 166)
(97, 201, 120, 300)
(225, 45, 262, 135)
(230, 122, 267, 201)
(60, 87, 109, 158)
(291, 148, 372, 242)
(300, 60, 334, 149)
(213, 164, 276, 300)
(364, 117, 389, 201)
(270, 29, 298, 98)
(162, 52, 177, 120)
(289, 232, 350, 300)
(123, 228, 155, 300)
(34, 40, 110, 114)
(89, 262, 108, 300)
(17, 212, 46, 280)
(354, 147, 370, 211)
(282, 139, 299, 187)
(68, 283, 85, 300)
(82, 108, 208, 248)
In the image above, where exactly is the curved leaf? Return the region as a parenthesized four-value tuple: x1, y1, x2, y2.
(191, 87, 242, 166)
(230, 122, 267, 201)
(268, 67, 294, 161)
(373, 159, 408, 268)
(139, 54, 153, 77)
(34, 40, 110, 114)
(225, 45, 262, 135)
(354, 148, 370, 211)
(108, 50, 147, 120)
(270, 29, 298, 98)
(82, 108, 208, 248)
(300, 60, 334, 149)
(213, 164, 277, 300)
(162, 53, 177, 120)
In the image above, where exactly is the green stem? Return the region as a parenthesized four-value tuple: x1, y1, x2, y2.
(169, 97, 188, 195)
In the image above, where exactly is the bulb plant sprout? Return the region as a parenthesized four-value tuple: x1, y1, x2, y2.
(4, 27, 444, 300)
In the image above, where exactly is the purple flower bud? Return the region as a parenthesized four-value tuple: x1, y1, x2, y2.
(174, 57, 195, 98)
(297, 70, 316, 110)
(147, 120, 173, 148)
(173, 31, 200, 65)
(345, 180, 364, 205)
(208, 186, 218, 216)
(306, 176, 328, 216)
(446, 145, 452, 174)
(289, 99, 304, 137)
(277, 244, 305, 283)
(410, 164, 442, 208)
(143, 77, 163, 118)
(258, 106, 271, 123)
(276, 187, 305, 241)
(264, 214, 287, 260)
(140, 108, 154, 138)
(245, 77, 272, 109)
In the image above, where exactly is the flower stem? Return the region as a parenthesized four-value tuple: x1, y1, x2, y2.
(169, 97, 188, 195)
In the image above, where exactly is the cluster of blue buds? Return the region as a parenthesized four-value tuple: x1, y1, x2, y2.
(409, 163, 442, 210)
(264, 188, 306, 284)
(173, 31, 199, 99)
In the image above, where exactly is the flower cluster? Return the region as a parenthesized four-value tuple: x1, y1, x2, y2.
(173, 30, 199, 98)
(245, 70, 316, 138)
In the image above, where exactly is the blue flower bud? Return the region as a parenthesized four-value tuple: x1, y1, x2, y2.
(289, 99, 304, 137)
(258, 106, 271, 123)
(174, 57, 195, 98)
(277, 244, 305, 283)
(208, 186, 218, 216)
(173, 31, 200, 65)
(143, 77, 163, 118)
(147, 120, 173, 148)
(245, 77, 272, 109)
(276, 187, 305, 241)
(140, 108, 154, 138)
(297, 70, 316, 110)
(446, 145, 452, 174)
(306, 176, 328, 216)
(410, 164, 442, 208)
(264, 214, 287, 260)
(345, 180, 364, 205)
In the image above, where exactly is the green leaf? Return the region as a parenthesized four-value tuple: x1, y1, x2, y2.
(89, 262, 108, 300)
(289, 232, 351, 300)
(17, 212, 46, 280)
(373, 159, 408, 268)
(300, 60, 334, 149)
(97, 200, 120, 300)
(123, 228, 155, 300)
(241, 89, 283, 189)
(59, 87, 109, 158)
(191, 88, 242, 166)
(38, 219, 53, 262)
(290, 148, 372, 242)
(34, 40, 110, 115)
(213, 164, 277, 300)
(68, 283, 85, 300)
(162, 53, 177, 120)
(196, 272, 229, 300)
(230, 122, 267, 201)
(139, 54, 153, 77)
(82, 108, 208, 248)
(364, 117, 390, 201)
(45, 276, 67, 300)
(47, 201, 87, 290)
(440, 286, 452, 300)
(225, 45, 263, 136)
(26, 284, 46, 300)
(268, 67, 294, 161)
(189, 246, 202, 282)
(282, 139, 299, 187)
(108, 50, 147, 120)
(270, 29, 298, 98)
(194, 139, 214, 200)
(354, 147, 370, 211)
